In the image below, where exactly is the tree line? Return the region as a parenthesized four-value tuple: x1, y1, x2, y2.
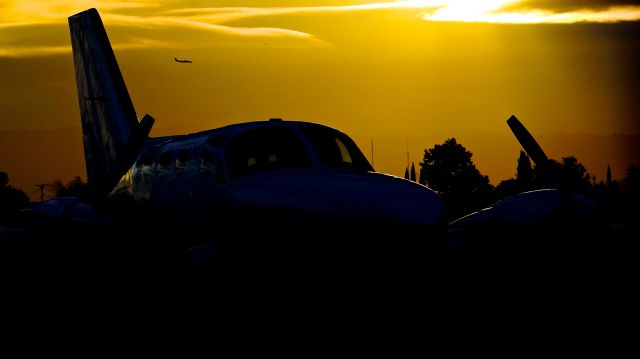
(0, 173, 87, 207)
(417, 138, 640, 222)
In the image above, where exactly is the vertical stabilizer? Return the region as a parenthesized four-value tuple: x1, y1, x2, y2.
(69, 8, 153, 200)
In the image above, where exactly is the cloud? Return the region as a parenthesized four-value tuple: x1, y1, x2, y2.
(2, 1, 640, 57)
(159, 1, 445, 23)
(421, 0, 640, 23)
(0, 45, 70, 58)
(157, 1, 640, 25)
(0, 0, 326, 57)
(0, 1, 160, 26)
(101, 13, 316, 38)
(501, 0, 640, 12)
(0, 34, 174, 58)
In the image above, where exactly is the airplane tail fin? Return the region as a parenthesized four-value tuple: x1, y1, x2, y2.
(69, 8, 154, 200)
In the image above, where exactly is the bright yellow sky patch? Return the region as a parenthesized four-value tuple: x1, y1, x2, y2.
(1, 1, 639, 29)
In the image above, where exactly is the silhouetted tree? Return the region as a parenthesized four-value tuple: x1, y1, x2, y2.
(410, 162, 416, 182)
(49, 176, 88, 199)
(596, 162, 640, 222)
(621, 163, 640, 218)
(516, 151, 533, 183)
(623, 163, 640, 196)
(494, 178, 521, 200)
(419, 138, 494, 219)
(536, 156, 592, 194)
(0, 171, 29, 205)
(495, 151, 537, 199)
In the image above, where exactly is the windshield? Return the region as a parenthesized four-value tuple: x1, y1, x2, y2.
(225, 127, 312, 178)
(300, 125, 373, 171)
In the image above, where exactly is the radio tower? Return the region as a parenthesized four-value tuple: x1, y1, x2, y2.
(35, 183, 49, 202)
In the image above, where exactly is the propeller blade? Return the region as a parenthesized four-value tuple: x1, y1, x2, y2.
(506, 115, 549, 168)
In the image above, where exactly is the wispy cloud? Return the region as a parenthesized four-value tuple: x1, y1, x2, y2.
(0, 45, 70, 58)
(0, 0, 319, 39)
(502, 0, 640, 12)
(0, 1, 160, 25)
(0, 37, 172, 58)
(157, 1, 640, 25)
(160, 1, 445, 23)
(1, 1, 639, 57)
(422, 0, 640, 23)
(0, 0, 323, 57)
(101, 13, 316, 38)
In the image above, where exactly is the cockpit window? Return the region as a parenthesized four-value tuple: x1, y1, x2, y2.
(225, 127, 311, 178)
(300, 125, 373, 171)
(335, 138, 353, 164)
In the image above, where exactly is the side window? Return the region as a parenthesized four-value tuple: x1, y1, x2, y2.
(225, 127, 311, 178)
(137, 155, 154, 186)
(200, 148, 216, 178)
(200, 148, 216, 179)
(175, 150, 190, 176)
(157, 152, 173, 180)
(141, 155, 154, 176)
(201, 146, 227, 184)
(200, 135, 228, 183)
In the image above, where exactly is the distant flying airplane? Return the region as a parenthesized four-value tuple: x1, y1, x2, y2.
(174, 57, 192, 63)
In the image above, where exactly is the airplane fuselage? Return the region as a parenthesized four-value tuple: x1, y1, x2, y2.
(109, 120, 445, 229)
(65, 8, 445, 239)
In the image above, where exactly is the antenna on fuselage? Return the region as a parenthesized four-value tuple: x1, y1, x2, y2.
(406, 139, 410, 172)
(371, 139, 374, 168)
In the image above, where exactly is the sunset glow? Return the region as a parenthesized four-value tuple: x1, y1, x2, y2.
(1, 1, 639, 196)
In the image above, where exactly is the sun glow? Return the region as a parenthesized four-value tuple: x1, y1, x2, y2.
(411, 0, 640, 23)
(423, 0, 517, 21)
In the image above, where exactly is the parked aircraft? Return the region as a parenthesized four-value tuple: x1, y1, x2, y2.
(25, 7, 602, 247)
(448, 115, 601, 237)
(21, 7, 445, 258)
(7, 8, 618, 342)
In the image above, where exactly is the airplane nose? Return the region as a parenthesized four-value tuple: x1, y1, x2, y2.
(346, 173, 446, 226)
(233, 171, 446, 228)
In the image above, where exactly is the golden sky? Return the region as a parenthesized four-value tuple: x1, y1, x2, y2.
(1, 1, 639, 195)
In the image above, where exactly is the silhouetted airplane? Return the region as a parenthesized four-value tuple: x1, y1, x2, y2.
(24, 8, 445, 249)
(448, 115, 601, 240)
(9, 8, 619, 342)
(174, 57, 192, 63)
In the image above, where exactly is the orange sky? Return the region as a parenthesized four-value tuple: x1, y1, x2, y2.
(1, 1, 639, 197)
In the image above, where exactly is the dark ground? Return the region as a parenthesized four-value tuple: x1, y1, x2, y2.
(0, 214, 638, 353)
